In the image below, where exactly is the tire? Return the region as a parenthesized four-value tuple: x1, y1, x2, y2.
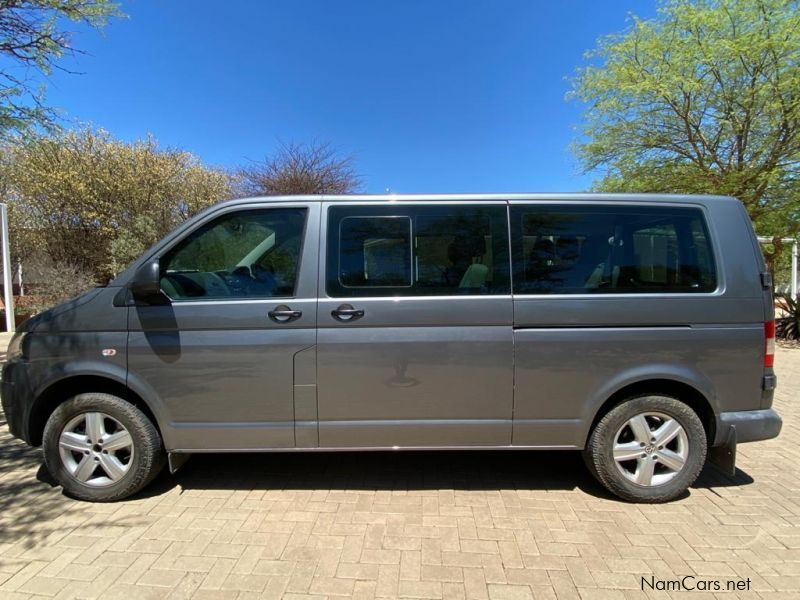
(584, 395, 707, 503)
(43, 393, 166, 502)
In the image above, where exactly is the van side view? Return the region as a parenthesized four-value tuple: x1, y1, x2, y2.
(1, 194, 782, 503)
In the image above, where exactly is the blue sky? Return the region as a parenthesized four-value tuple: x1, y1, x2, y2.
(40, 0, 657, 193)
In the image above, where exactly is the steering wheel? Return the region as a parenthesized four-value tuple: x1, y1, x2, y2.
(203, 271, 233, 296)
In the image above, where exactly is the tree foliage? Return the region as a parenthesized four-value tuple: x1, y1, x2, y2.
(238, 141, 360, 196)
(0, 127, 234, 281)
(0, 0, 122, 140)
(572, 0, 800, 266)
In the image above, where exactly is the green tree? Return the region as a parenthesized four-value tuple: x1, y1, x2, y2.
(0, 127, 234, 283)
(1, 0, 122, 140)
(571, 0, 800, 269)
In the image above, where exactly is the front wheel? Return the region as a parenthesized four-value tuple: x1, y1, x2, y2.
(43, 393, 166, 502)
(584, 395, 707, 503)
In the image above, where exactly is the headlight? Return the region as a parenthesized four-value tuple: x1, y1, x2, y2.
(6, 331, 27, 361)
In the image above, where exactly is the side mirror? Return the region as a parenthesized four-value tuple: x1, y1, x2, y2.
(128, 259, 164, 302)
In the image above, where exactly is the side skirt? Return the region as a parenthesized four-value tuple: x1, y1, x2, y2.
(166, 445, 581, 453)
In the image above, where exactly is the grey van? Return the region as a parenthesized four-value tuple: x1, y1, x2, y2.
(1, 194, 782, 502)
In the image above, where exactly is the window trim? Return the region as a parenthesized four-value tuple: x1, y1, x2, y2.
(337, 215, 413, 289)
(158, 206, 310, 303)
(509, 202, 723, 298)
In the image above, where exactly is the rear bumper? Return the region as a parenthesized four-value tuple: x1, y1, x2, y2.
(714, 408, 782, 446)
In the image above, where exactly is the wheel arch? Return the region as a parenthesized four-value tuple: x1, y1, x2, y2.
(584, 378, 716, 449)
(29, 375, 163, 447)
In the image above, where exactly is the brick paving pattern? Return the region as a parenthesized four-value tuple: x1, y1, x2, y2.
(0, 344, 798, 599)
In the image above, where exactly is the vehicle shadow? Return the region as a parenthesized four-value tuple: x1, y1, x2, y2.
(0, 415, 152, 549)
(0, 403, 756, 511)
(135, 449, 755, 501)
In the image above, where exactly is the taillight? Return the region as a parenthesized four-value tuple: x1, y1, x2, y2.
(765, 320, 776, 368)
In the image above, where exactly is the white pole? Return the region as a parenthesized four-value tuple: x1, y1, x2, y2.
(792, 240, 798, 299)
(1, 204, 14, 333)
(16, 260, 23, 297)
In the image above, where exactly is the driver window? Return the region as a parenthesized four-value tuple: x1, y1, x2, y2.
(159, 208, 307, 300)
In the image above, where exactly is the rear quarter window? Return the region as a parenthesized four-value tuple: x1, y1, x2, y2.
(511, 205, 717, 295)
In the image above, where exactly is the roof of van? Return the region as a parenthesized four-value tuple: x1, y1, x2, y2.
(218, 193, 739, 205)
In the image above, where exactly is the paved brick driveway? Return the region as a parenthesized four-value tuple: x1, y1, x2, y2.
(0, 347, 798, 599)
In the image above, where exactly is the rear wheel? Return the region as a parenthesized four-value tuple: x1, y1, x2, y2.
(43, 393, 166, 502)
(584, 395, 707, 503)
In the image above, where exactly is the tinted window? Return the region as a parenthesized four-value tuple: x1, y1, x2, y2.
(511, 205, 716, 294)
(160, 208, 307, 299)
(327, 205, 510, 297)
(339, 217, 412, 287)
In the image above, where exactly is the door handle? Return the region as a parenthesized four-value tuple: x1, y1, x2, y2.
(331, 304, 364, 322)
(268, 305, 302, 322)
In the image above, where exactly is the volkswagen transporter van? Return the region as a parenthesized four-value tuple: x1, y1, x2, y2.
(1, 194, 782, 502)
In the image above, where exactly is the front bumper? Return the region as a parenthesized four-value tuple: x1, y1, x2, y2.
(1, 360, 33, 442)
(714, 408, 782, 446)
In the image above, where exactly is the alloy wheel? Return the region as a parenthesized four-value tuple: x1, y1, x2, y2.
(612, 411, 689, 487)
(58, 412, 134, 487)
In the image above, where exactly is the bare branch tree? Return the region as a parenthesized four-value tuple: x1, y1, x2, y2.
(238, 141, 361, 196)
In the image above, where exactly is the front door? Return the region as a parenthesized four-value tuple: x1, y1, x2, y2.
(316, 201, 513, 447)
(127, 202, 319, 451)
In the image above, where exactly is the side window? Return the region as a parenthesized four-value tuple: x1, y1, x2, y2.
(340, 217, 412, 287)
(160, 207, 307, 300)
(511, 205, 716, 294)
(327, 205, 510, 297)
